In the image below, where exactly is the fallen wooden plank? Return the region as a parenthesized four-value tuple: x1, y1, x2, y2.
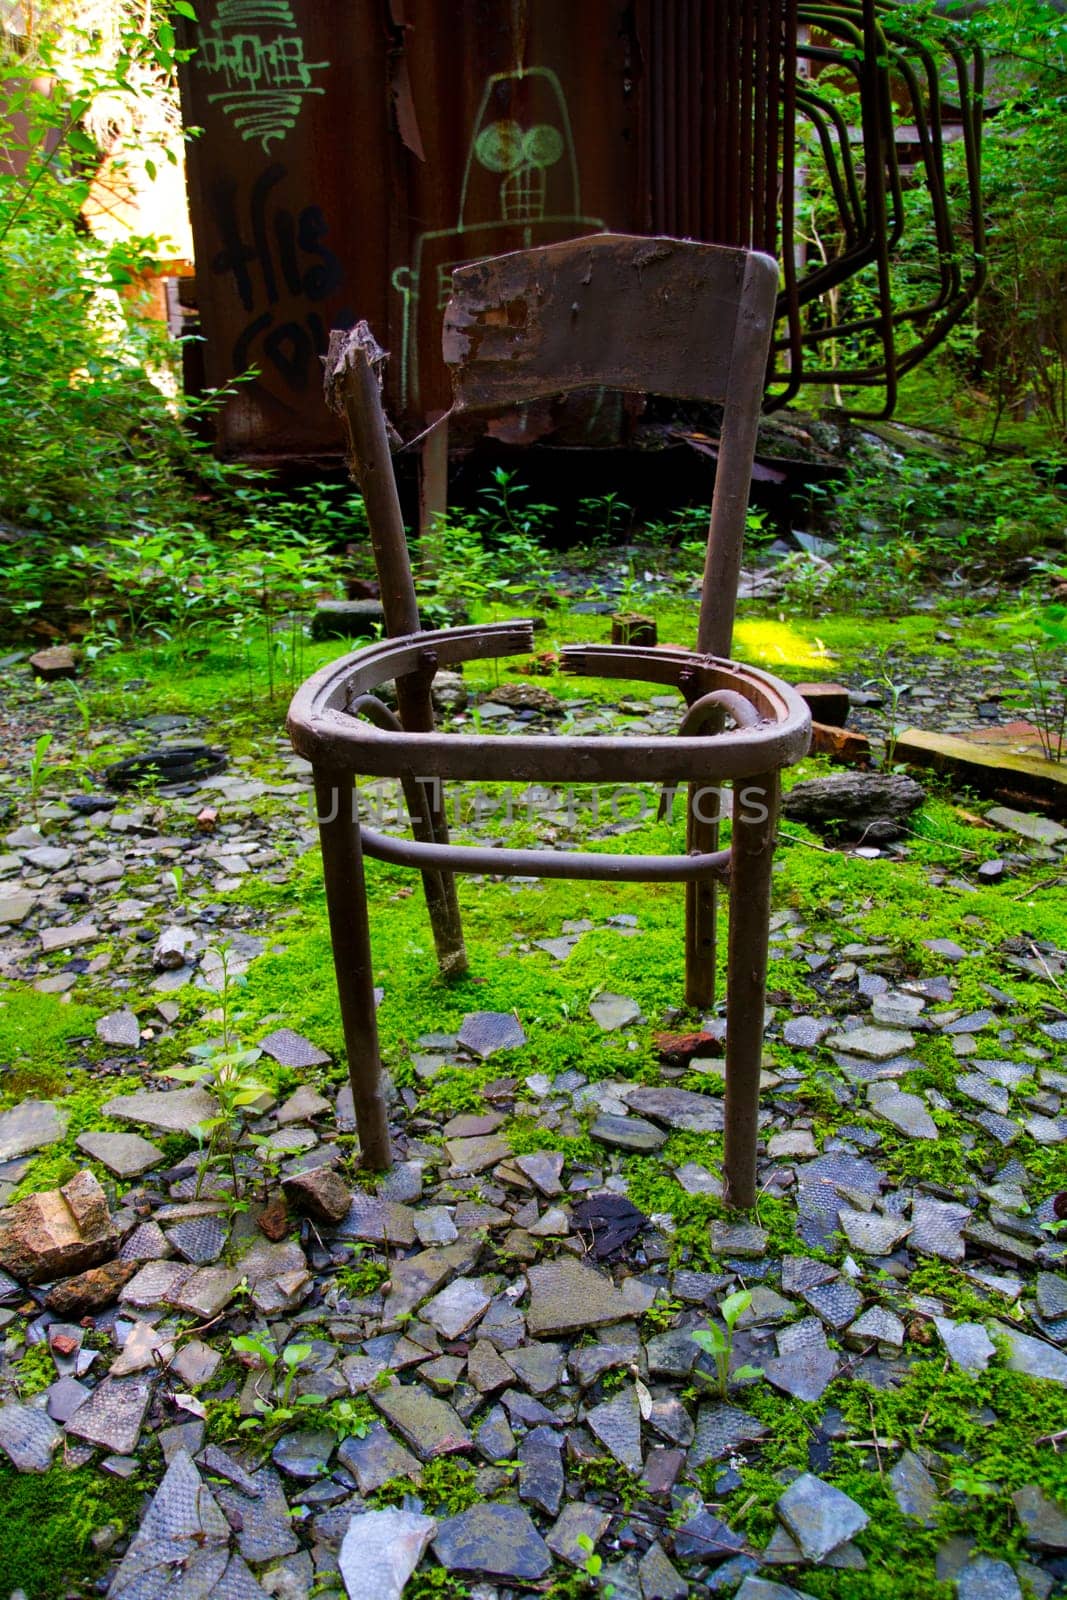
(896, 728, 1067, 818)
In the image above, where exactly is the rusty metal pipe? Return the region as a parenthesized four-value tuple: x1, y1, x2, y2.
(359, 825, 732, 885)
(723, 769, 779, 1209)
(314, 769, 392, 1170)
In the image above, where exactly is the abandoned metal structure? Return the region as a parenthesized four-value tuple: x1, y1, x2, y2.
(287, 235, 813, 1207)
(177, 0, 984, 463)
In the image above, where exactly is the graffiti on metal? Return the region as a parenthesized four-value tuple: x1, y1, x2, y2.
(199, 0, 328, 152)
(210, 161, 348, 390)
(392, 66, 604, 411)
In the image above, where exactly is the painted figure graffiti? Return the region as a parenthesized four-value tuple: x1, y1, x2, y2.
(392, 66, 604, 412)
(211, 162, 348, 391)
(199, 0, 328, 152)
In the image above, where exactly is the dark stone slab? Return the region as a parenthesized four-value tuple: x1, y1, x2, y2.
(433, 1503, 551, 1580)
(373, 1383, 473, 1459)
(337, 1422, 421, 1493)
(519, 1424, 564, 1517)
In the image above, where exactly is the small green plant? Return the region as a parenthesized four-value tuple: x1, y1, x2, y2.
(641, 1293, 683, 1336)
(230, 1336, 336, 1436)
(27, 732, 58, 823)
(865, 650, 912, 769)
(335, 1245, 389, 1300)
(165, 864, 188, 909)
(1005, 591, 1067, 762)
(574, 1533, 615, 1596)
(690, 1289, 763, 1399)
(160, 943, 265, 1195)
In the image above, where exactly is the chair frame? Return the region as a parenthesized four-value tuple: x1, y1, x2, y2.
(288, 234, 812, 1208)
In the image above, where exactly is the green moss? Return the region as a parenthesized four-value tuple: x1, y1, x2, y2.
(0, 1461, 152, 1600)
(0, 984, 100, 1096)
(13, 1339, 56, 1398)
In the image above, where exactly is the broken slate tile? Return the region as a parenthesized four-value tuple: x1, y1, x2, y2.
(338, 1508, 437, 1600)
(444, 1134, 511, 1174)
(121, 1259, 192, 1308)
(546, 1502, 612, 1566)
(515, 1150, 564, 1196)
(518, 1424, 564, 1517)
(258, 1028, 330, 1068)
(827, 1026, 916, 1059)
(474, 1404, 516, 1463)
(996, 1325, 1067, 1386)
(104, 1450, 231, 1596)
(373, 1383, 472, 1459)
(103, 1085, 217, 1135)
(621, 1085, 725, 1134)
(65, 1373, 154, 1456)
(334, 1190, 417, 1248)
(639, 1541, 688, 1600)
(421, 1278, 492, 1341)
(433, 1503, 551, 1581)
(526, 1257, 632, 1336)
(75, 1130, 164, 1178)
(838, 1208, 911, 1256)
(337, 1422, 421, 1494)
(933, 1317, 996, 1373)
(956, 1556, 1022, 1600)
(889, 1449, 939, 1526)
(867, 1086, 937, 1140)
(1012, 1484, 1067, 1551)
(214, 1465, 300, 1564)
(845, 1306, 904, 1352)
(170, 1266, 243, 1319)
(0, 1401, 63, 1471)
(673, 1506, 746, 1563)
(504, 1341, 565, 1395)
(270, 1428, 335, 1480)
(96, 1009, 141, 1048)
(585, 1386, 643, 1473)
(590, 993, 642, 1031)
(591, 1114, 666, 1152)
(776, 1472, 869, 1562)
(0, 1099, 67, 1161)
(910, 1196, 971, 1262)
(166, 1215, 228, 1265)
(687, 1404, 769, 1468)
(763, 1317, 838, 1402)
(457, 1011, 526, 1057)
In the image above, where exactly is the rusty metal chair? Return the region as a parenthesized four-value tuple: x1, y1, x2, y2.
(288, 234, 811, 1208)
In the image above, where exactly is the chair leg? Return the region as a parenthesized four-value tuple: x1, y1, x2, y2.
(314, 768, 392, 1170)
(723, 771, 779, 1210)
(684, 780, 717, 1009)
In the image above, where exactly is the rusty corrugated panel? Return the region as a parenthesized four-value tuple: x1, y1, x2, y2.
(641, 0, 794, 251)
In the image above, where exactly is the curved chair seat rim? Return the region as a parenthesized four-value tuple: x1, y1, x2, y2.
(288, 622, 813, 785)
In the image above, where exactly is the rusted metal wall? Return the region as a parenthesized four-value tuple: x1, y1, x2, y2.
(179, 0, 650, 460)
(177, 0, 983, 458)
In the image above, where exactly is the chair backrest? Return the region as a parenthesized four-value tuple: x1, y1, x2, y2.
(442, 233, 778, 657)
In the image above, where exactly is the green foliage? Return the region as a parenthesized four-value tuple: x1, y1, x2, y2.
(335, 1246, 390, 1300)
(690, 1290, 762, 1399)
